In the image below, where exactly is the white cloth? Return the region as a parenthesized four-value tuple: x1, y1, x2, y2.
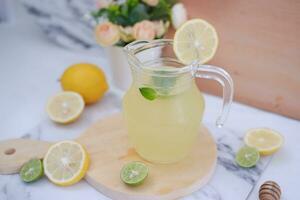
(20, 0, 100, 50)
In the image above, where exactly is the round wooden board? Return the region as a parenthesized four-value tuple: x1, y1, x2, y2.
(76, 114, 217, 200)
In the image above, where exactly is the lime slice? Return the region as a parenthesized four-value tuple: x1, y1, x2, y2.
(235, 146, 260, 168)
(244, 128, 284, 156)
(173, 19, 219, 64)
(120, 161, 148, 185)
(20, 159, 44, 183)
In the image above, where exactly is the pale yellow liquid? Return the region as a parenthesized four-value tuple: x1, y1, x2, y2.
(123, 70, 205, 163)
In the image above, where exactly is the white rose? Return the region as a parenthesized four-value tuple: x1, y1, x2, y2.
(171, 3, 188, 29)
(94, 22, 120, 46)
(154, 20, 170, 38)
(119, 26, 134, 42)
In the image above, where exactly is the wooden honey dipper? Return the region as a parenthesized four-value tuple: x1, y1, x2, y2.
(259, 181, 281, 200)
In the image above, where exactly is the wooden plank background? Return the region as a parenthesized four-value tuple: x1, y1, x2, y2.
(177, 0, 300, 120)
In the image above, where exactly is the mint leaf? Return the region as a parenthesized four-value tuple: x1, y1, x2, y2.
(139, 87, 157, 101)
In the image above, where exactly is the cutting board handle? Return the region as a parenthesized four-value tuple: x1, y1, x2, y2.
(0, 139, 51, 174)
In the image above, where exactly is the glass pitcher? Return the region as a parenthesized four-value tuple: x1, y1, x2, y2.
(122, 39, 233, 164)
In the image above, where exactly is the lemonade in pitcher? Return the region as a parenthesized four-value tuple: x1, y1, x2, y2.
(122, 20, 233, 164)
(123, 66, 205, 163)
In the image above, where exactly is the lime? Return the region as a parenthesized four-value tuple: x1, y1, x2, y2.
(120, 161, 148, 185)
(235, 146, 260, 168)
(20, 159, 44, 183)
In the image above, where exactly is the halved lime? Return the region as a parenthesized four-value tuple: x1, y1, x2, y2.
(120, 161, 148, 185)
(20, 159, 44, 183)
(235, 146, 260, 168)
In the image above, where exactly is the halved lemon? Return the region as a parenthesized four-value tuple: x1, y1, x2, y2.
(173, 19, 219, 64)
(46, 91, 84, 124)
(43, 140, 90, 186)
(244, 128, 284, 156)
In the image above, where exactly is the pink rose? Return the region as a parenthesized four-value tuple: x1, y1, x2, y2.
(142, 0, 159, 7)
(132, 20, 156, 40)
(94, 22, 120, 46)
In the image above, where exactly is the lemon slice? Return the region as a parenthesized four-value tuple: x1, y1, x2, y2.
(173, 19, 219, 64)
(43, 141, 90, 186)
(244, 128, 284, 156)
(46, 91, 84, 124)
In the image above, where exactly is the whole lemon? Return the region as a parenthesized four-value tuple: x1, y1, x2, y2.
(61, 63, 108, 104)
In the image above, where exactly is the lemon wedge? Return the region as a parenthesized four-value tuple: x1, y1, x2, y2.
(244, 128, 284, 156)
(173, 19, 219, 64)
(43, 140, 90, 186)
(46, 91, 84, 124)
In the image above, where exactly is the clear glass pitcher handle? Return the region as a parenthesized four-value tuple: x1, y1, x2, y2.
(193, 64, 234, 127)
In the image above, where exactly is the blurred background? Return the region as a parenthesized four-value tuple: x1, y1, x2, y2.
(1, 0, 300, 137)
(0, 0, 111, 138)
(1, 0, 299, 121)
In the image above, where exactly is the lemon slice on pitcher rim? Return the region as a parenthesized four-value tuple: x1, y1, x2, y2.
(173, 19, 219, 65)
(46, 91, 84, 124)
(43, 140, 90, 186)
(244, 128, 284, 156)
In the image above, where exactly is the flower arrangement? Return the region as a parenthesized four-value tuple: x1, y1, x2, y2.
(92, 0, 187, 47)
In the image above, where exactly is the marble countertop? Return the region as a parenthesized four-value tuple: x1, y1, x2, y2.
(1, 2, 300, 200)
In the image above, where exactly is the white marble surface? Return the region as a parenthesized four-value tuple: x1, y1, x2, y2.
(0, 2, 300, 200)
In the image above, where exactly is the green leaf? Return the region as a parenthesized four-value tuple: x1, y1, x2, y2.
(115, 40, 128, 47)
(165, 0, 178, 6)
(91, 8, 108, 18)
(91, 0, 173, 26)
(121, 4, 129, 16)
(128, 4, 149, 25)
(127, 0, 139, 10)
(139, 87, 157, 101)
(150, 0, 171, 21)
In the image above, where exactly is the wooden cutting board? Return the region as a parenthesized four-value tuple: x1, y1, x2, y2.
(0, 114, 217, 200)
(169, 0, 300, 120)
